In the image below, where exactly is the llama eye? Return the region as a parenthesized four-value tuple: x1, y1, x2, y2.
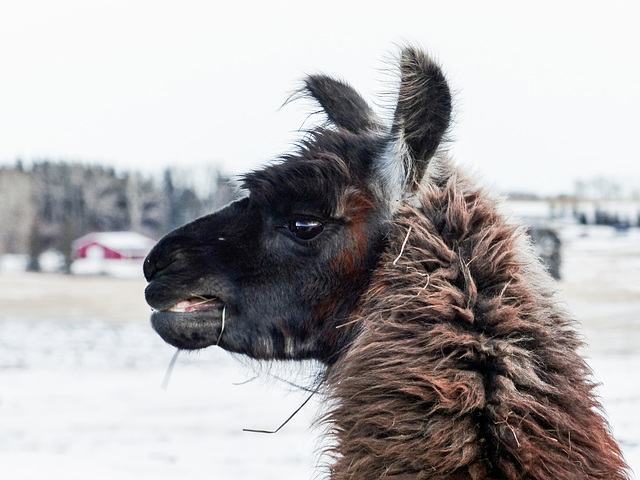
(289, 219, 324, 240)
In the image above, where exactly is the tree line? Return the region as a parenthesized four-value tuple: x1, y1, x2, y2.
(0, 160, 236, 269)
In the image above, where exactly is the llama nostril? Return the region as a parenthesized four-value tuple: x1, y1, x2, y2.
(143, 256, 158, 281)
(144, 246, 184, 281)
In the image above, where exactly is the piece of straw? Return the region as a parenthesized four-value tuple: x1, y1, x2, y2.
(216, 306, 226, 346)
(393, 225, 413, 265)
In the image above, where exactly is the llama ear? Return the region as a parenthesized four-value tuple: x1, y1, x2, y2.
(388, 47, 452, 192)
(305, 75, 380, 134)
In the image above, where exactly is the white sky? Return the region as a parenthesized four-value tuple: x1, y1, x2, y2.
(1, 0, 638, 195)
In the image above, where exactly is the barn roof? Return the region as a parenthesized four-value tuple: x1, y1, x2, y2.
(72, 231, 156, 252)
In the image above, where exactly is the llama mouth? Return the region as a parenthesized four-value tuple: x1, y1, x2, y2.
(151, 298, 226, 350)
(165, 296, 224, 313)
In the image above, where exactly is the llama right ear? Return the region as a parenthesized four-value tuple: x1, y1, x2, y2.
(385, 48, 452, 194)
(305, 75, 380, 134)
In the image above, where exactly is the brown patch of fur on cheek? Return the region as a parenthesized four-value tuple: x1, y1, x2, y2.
(329, 223, 367, 277)
(331, 189, 375, 276)
(315, 293, 342, 324)
(323, 192, 377, 324)
(316, 220, 369, 353)
(310, 191, 378, 359)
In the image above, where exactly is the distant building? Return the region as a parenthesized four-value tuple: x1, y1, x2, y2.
(70, 231, 156, 278)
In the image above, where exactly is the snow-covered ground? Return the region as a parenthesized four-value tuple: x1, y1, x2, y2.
(0, 225, 638, 479)
(556, 225, 640, 477)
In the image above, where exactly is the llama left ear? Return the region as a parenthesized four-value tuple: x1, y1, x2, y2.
(387, 48, 452, 193)
(305, 75, 380, 134)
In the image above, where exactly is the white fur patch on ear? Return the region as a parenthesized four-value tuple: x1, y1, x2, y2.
(374, 131, 410, 216)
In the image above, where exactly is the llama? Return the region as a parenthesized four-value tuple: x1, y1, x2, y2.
(143, 47, 630, 479)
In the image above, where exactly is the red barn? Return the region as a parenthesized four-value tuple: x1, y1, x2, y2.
(71, 232, 156, 277)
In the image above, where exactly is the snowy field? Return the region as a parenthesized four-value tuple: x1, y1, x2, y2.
(1, 225, 639, 479)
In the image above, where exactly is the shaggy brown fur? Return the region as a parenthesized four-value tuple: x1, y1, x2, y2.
(324, 160, 629, 479)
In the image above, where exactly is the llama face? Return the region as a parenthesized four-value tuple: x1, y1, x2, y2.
(144, 48, 451, 363)
(145, 133, 389, 362)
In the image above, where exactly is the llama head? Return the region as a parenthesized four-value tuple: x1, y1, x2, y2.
(144, 47, 451, 363)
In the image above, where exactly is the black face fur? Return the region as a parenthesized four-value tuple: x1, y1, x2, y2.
(144, 47, 451, 364)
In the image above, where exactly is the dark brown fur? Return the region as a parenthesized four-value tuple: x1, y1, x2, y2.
(324, 161, 629, 479)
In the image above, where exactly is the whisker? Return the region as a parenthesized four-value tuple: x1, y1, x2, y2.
(232, 375, 260, 386)
(161, 349, 181, 391)
(243, 388, 318, 434)
(268, 373, 319, 393)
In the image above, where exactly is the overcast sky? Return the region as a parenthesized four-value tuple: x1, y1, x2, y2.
(1, 0, 638, 195)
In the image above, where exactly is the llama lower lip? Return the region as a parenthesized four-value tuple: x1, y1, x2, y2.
(151, 309, 225, 350)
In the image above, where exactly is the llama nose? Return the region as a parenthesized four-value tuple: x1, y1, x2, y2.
(143, 255, 158, 281)
(143, 243, 172, 281)
(144, 242, 186, 281)
(143, 245, 166, 281)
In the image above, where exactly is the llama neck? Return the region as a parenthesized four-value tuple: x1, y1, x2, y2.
(323, 166, 629, 479)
